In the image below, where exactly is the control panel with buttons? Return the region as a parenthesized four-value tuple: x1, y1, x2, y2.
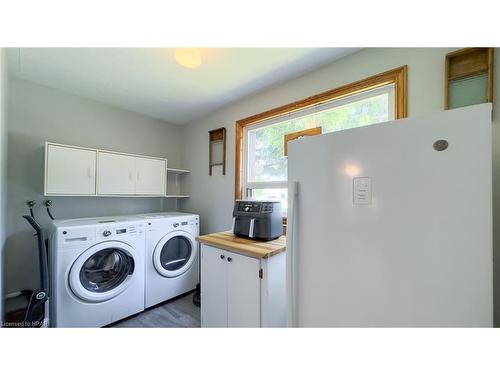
(97, 223, 143, 239)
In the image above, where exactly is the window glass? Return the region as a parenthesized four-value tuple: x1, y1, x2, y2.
(251, 188, 288, 215)
(244, 84, 394, 217)
(247, 121, 306, 183)
(315, 93, 390, 133)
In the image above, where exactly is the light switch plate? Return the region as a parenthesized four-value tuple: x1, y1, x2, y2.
(353, 177, 371, 205)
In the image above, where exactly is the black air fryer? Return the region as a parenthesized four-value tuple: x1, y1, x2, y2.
(232, 200, 282, 241)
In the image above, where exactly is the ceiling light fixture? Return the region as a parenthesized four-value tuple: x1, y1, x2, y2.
(174, 48, 202, 69)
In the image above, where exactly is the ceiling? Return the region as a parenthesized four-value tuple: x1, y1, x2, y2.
(7, 48, 360, 125)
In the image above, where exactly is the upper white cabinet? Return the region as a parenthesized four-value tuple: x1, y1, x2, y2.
(97, 151, 166, 196)
(97, 152, 137, 195)
(135, 157, 166, 195)
(45, 143, 97, 195)
(45, 142, 168, 197)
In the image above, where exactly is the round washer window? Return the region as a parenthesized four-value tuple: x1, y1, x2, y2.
(159, 236, 192, 272)
(79, 248, 134, 293)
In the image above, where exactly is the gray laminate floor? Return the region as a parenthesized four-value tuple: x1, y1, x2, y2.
(109, 292, 200, 328)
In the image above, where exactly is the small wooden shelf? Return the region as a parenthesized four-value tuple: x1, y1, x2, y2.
(209, 127, 226, 176)
(167, 168, 190, 174)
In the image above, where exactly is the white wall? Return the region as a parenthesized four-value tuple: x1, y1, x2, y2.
(5, 78, 185, 296)
(180, 48, 500, 325)
(0, 49, 8, 323)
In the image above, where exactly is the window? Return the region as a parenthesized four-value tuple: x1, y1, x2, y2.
(235, 66, 407, 217)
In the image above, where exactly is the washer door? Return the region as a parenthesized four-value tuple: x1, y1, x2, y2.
(153, 231, 197, 278)
(69, 241, 136, 302)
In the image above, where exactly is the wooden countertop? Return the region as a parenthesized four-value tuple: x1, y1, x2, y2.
(196, 231, 286, 259)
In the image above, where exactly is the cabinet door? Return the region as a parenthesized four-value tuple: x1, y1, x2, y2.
(135, 157, 166, 195)
(201, 245, 228, 327)
(227, 252, 261, 327)
(45, 144, 96, 195)
(97, 152, 136, 195)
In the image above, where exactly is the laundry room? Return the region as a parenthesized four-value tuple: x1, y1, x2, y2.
(3, 56, 197, 327)
(3, 4, 500, 371)
(1, 44, 499, 331)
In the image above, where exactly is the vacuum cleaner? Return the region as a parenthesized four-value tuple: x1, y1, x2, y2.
(21, 214, 49, 327)
(3, 201, 50, 327)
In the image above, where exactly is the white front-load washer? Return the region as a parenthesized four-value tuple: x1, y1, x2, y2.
(49, 216, 145, 327)
(139, 212, 199, 308)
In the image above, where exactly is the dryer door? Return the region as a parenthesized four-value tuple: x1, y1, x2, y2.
(69, 241, 136, 302)
(153, 231, 197, 278)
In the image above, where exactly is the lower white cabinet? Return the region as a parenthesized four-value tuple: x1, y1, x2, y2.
(201, 244, 286, 328)
(227, 249, 261, 327)
(201, 245, 229, 327)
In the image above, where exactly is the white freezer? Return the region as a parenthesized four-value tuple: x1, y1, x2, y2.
(287, 103, 493, 327)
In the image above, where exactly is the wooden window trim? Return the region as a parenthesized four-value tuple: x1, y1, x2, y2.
(234, 65, 408, 200)
(284, 127, 322, 156)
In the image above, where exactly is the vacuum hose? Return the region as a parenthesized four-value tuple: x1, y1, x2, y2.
(46, 207, 55, 220)
(44, 200, 55, 220)
(26, 200, 36, 219)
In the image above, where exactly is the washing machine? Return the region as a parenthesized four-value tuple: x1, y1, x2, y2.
(140, 212, 199, 308)
(49, 216, 145, 327)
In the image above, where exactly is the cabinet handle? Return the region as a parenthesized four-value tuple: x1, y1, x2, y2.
(220, 254, 225, 260)
(137, 171, 141, 181)
(87, 167, 93, 178)
(129, 171, 133, 181)
(227, 257, 232, 262)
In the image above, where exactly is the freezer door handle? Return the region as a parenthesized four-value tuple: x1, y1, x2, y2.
(287, 181, 299, 327)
